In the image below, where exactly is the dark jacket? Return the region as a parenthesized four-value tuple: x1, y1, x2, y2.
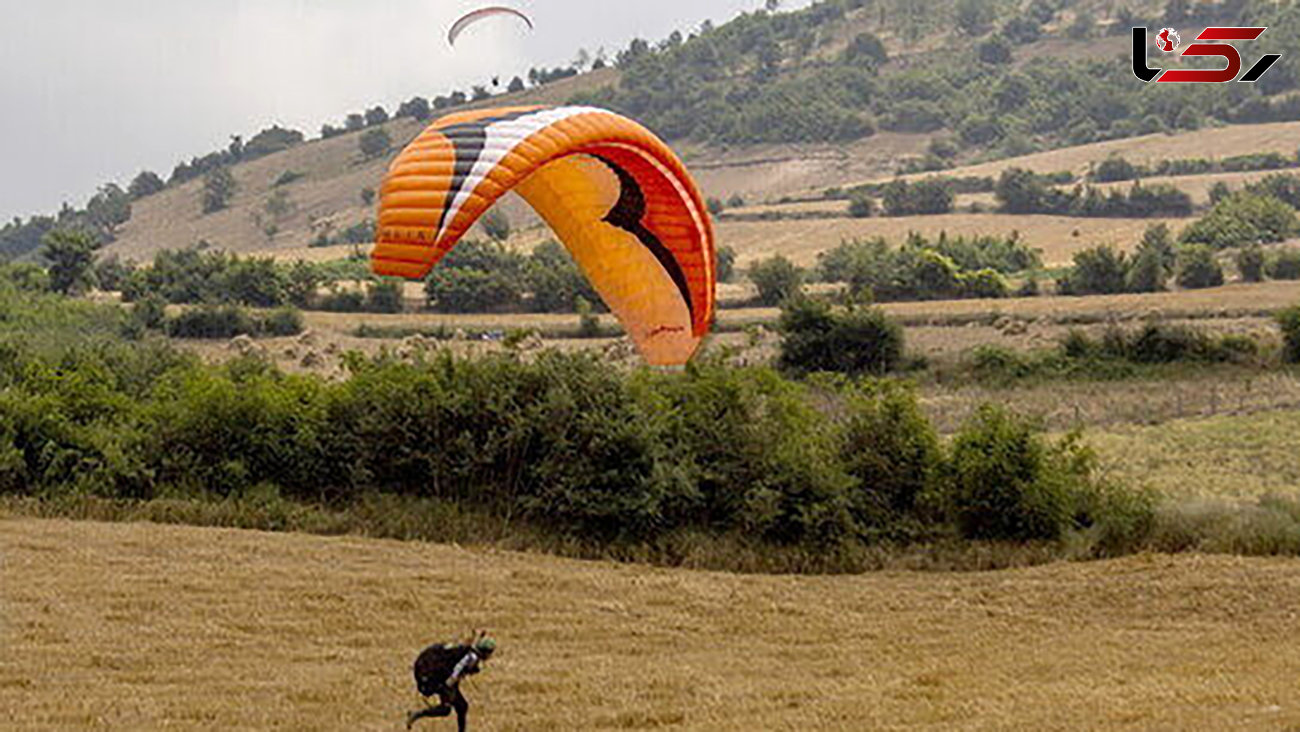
(413, 643, 482, 697)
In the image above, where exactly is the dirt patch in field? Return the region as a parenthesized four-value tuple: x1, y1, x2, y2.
(2, 518, 1299, 730)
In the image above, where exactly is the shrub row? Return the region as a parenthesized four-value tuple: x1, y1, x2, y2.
(966, 322, 1266, 385)
(811, 236, 1029, 303)
(995, 168, 1193, 218)
(161, 305, 304, 339)
(1089, 152, 1298, 183)
(0, 331, 1141, 552)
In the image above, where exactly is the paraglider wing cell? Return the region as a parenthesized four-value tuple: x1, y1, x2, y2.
(448, 7, 534, 47)
(371, 105, 716, 366)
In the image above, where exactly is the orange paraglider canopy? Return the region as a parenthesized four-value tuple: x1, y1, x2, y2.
(372, 105, 716, 367)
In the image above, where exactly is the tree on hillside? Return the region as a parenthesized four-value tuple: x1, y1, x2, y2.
(977, 34, 1013, 64)
(397, 96, 431, 121)
(750, 255, 804, 305)
(1068, 9, 1096, 39)
(507, 76, 526, 93)
(243, 126, 304, 159)
(365, 106, 389, 127)
(1027, 0, 1056, 24)
(86, 183, 132, 238)
(1058, 245, 1130, 295)
(359, 128, 392, 160)
(41, 229, 100, 295)
(717, 245, 737, 283)
(481, 208, 511, 242)
(201, 167, 237, 214)
(1176, 245, 1225, 289)
(1002, 16, 1042, 44)
(956, 0, 995, 36)
(1138, 223, 1177, 276)
(128, 171, 165, 199)
(345, 113, 365, 132)
(843, 32, 888, 69)
(1126, 246, 1167, 293)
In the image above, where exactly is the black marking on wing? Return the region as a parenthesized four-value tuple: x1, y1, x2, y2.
(593, 155, 695, 323)
(434, 109, 538, 239)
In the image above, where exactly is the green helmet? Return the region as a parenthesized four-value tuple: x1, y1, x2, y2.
(474, 637, 497, 657)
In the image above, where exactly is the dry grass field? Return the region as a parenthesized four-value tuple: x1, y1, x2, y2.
(920, 368, 1300, 434)
(4, 517, 1300, 731)
(712, 213, 1191, 268)
(851, 120, 1300, 190)
(282, 281, 1297, 338)
(1089, 410, 1300, 500)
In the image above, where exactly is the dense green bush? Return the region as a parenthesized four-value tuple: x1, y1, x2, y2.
(881, 178, 954, 217)
(838, 381, 941, 534)
(948, 406, 1079, 541)
(262, 307, 304, 336)
(1180, 192, 1298, 249)
(1091, 155, 1140, 183)
(163, 305, 303, 339)
(1175, 245, 1225, 289)
(128, 294, 167, 333)
(818, 233, 1033, 303)
(1278, 306, 1300, 363)
(638, 362, 855, 545)
(777, 297, 903, 376)
(425, 268, 523, 313)
(848, 195, 877, 218)
(364, 280, 404, 314)
(749, 255, 804, 306)
(166, 306, 258, 339)
(716, 246, 737, 283)
(959, 268, 1010, 299)
(1057, 246, 1129, 295)
(1071, 323, 1255, 365)
(1237, 244, 1267, 282)
(1267, 249, 1300, 280)
(1126, 246, 1167, 293)
(526, 241, 601, 313)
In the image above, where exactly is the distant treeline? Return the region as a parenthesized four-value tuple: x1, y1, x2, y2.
(1089, 151, 1300, 184)
(574, 0, 1300, 155)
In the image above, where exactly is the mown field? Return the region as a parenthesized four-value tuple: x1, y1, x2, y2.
(4, 518, 1300, 731)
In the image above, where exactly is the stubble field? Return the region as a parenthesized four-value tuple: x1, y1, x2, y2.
(4, 518, 1300, 731)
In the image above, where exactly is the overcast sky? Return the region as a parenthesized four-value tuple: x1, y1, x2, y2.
(0, 0, 812, 223)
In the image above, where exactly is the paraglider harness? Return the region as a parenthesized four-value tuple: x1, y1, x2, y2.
(406, 631, 496, 731)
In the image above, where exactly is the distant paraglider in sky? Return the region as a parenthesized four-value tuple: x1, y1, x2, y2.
(447, 6, 534, 47)
(371, 106, 717, 367)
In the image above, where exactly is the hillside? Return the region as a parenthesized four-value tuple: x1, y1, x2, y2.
(80, 0, 1300, 267)
(5, 517, 1300, 730)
